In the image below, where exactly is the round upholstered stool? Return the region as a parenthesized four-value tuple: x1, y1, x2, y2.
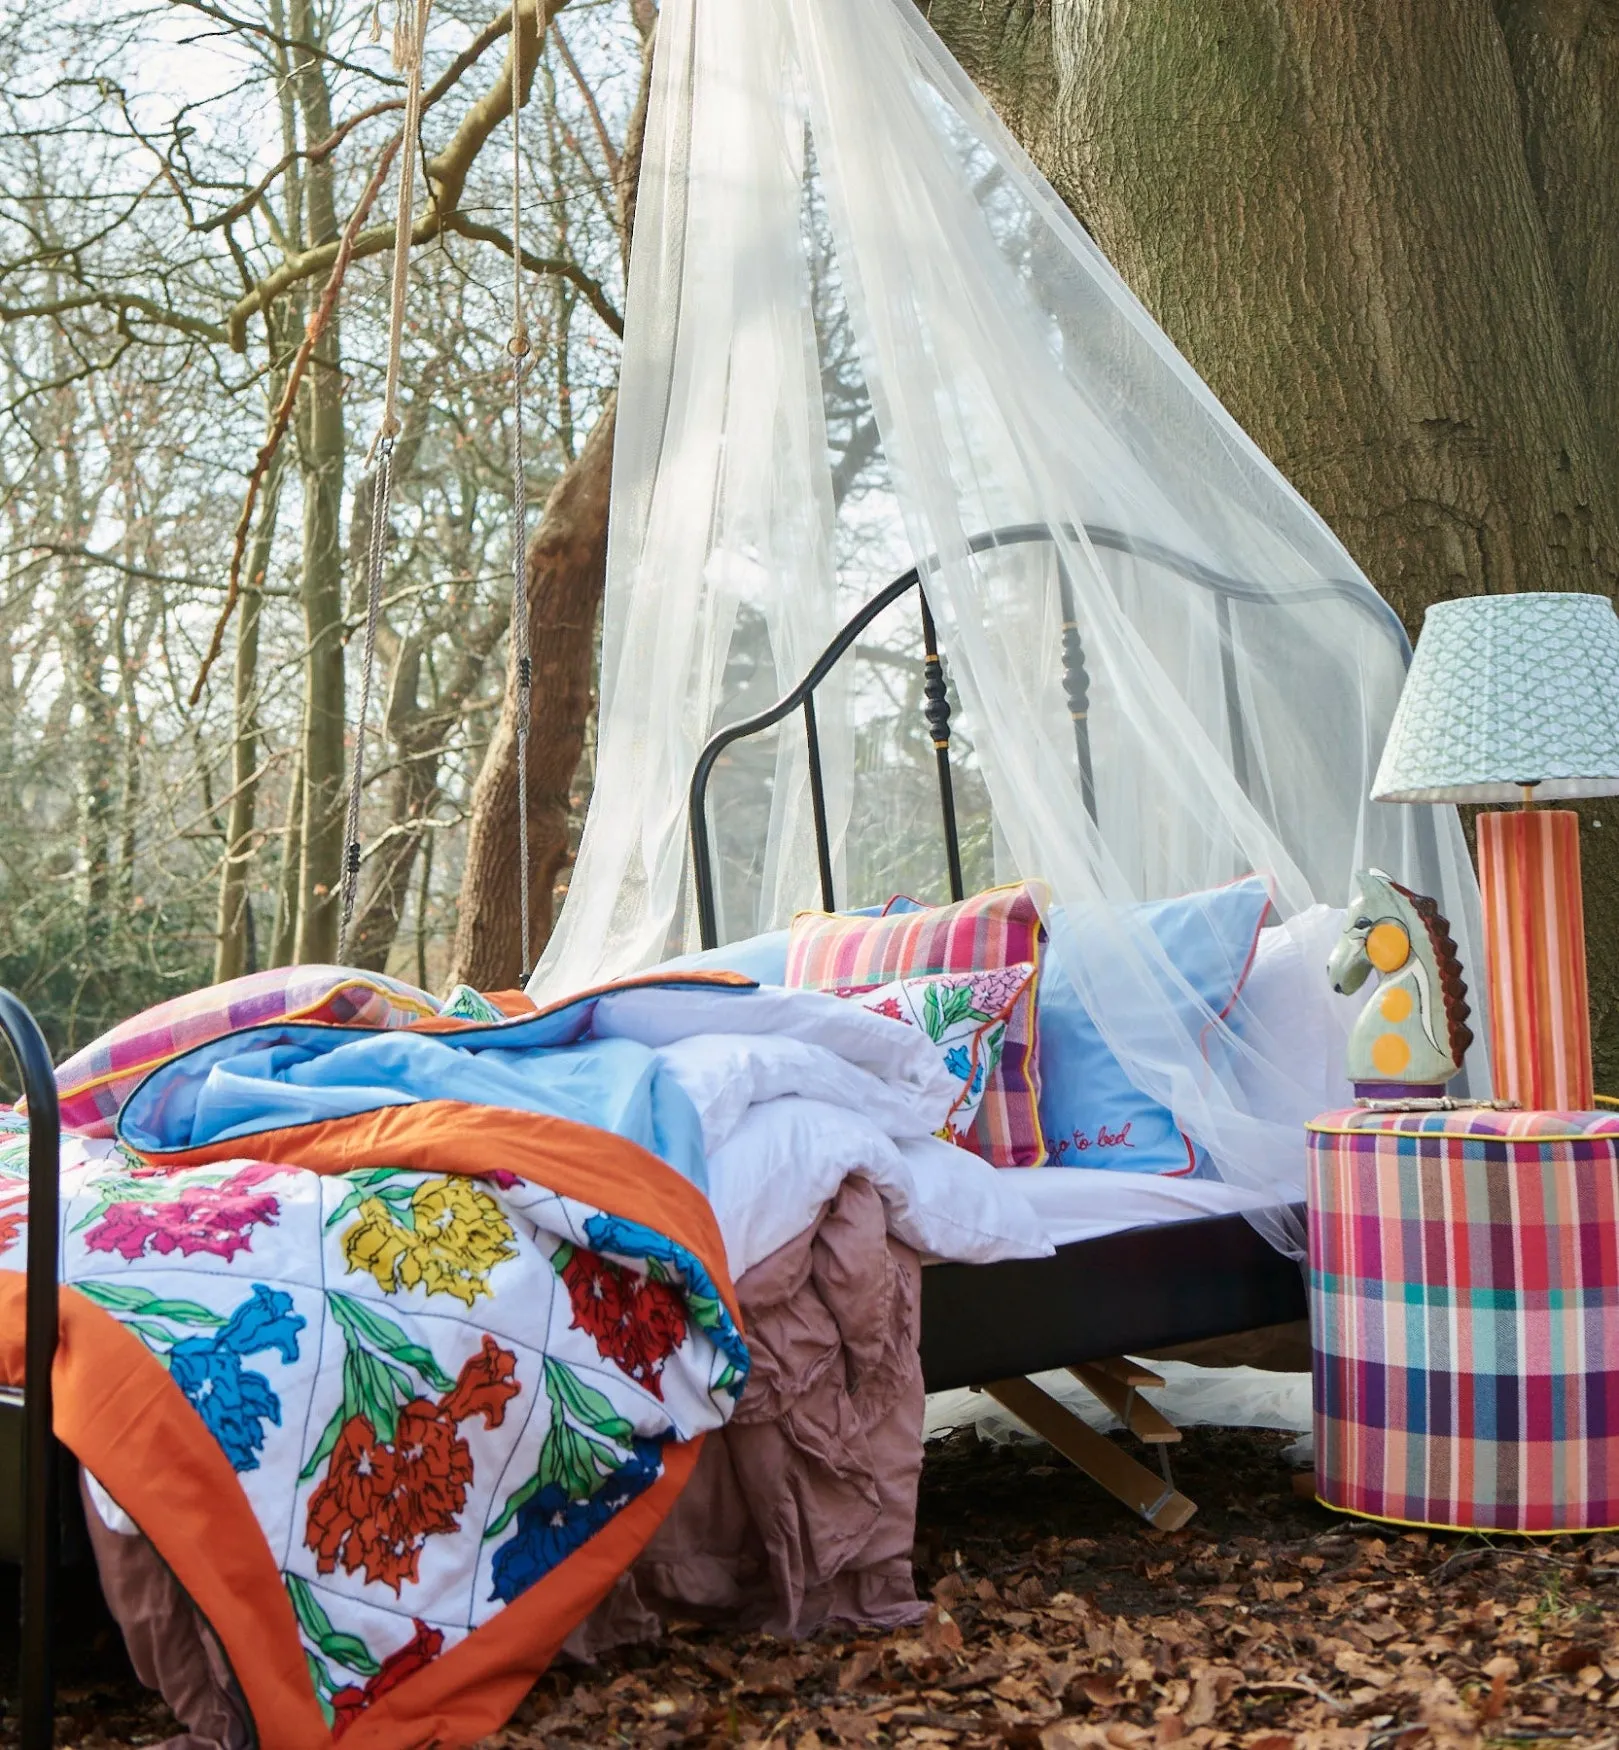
(1306, 1107, 1619, 1533)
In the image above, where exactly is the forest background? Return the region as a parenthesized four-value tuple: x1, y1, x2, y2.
(0, 0, 1613, 1074)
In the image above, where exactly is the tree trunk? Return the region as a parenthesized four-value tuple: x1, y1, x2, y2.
(347, 606, 507, 973)
(271, 762, 303, 968)
(290, 0, 347, 965)
(450, 397, 615, 991)
(925, 0, 1619, 1080)
(1495, 0, 1619, 504)
(1493, 0, 1619, 1068)
(51, 397, 116, 908)
(215, 446, 285, 983)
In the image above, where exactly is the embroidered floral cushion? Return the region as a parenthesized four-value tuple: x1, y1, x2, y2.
(438, 984, 508, 1023)
(787, 881, 1047, 1165)
(53, 967, 440, 1137)
(835, 965, 1031, 1150)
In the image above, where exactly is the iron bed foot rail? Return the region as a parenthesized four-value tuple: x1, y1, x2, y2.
(0, 989, 60, 1750)
(688, 520, 1407, 950)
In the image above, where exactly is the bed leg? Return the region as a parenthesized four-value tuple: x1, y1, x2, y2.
(980, 1375, 1197, 1531)
(1066, 1362, 1182, 1446)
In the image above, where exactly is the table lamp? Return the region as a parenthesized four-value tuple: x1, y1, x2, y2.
(1371, 591, 1619, 1112)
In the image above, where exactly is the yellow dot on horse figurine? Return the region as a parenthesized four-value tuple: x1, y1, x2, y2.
(1371, 1033, 1412, 1076)
(1380, 987, 1414, 1023)
(1366, 922, 1410, 973)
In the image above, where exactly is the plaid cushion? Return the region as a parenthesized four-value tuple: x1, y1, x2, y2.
(54, 966, 440, 1137)
(786, 882, 1047, 1165)
(1306, 1108, 1619, 1534)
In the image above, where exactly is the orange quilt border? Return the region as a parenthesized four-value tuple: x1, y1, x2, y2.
(10, 1101, 740, 1748)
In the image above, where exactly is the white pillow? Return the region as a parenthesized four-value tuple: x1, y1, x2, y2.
(653, 1028, 954, 1155)
(592, 983, 958, 1109)
(1228, 905, 1358, 1122)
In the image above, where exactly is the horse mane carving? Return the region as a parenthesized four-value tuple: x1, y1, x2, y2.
(1388, 876, 1474, 1065)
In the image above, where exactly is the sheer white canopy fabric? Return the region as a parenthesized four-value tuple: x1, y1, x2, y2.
(531, 0, 1485, 1254)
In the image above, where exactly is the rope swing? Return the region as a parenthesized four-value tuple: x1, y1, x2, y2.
(507, 0, 535, 982)
(338, 0, 537, 976)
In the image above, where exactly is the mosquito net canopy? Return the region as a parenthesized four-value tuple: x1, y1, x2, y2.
(531, 0, 1484, 1253)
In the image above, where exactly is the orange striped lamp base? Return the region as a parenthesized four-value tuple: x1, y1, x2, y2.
(1478, 808, 1593, 1111)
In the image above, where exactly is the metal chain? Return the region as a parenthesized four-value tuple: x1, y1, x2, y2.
(510, 0, 534, 981)
(338, 439, 395, 962)
(511, 355, 532, 981)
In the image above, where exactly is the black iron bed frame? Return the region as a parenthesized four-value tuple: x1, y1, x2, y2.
(0, 991, 63, 1750)
(689, 520, 1410, 948)
(687, 522, 1409, 1393)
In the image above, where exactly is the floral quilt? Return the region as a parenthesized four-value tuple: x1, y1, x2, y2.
(0, 992, 750, 1750)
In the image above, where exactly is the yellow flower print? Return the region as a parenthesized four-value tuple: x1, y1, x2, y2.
(341, 1177, 517, 1306)
(343, 1198, 412, 1289)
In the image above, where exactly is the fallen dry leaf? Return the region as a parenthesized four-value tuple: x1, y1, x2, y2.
(922, 1603, 966, 1655)
(34, 1426, 1619, 1750)
(838, 1647, 884, 1692)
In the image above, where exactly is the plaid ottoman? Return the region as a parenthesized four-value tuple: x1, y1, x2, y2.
(1306, 1107, 1619, 1533)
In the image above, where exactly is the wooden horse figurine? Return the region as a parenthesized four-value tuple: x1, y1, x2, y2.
(1328, 868, 1473, 1097)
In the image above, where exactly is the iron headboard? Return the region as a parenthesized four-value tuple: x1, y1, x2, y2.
(689, 521, 1411, 950)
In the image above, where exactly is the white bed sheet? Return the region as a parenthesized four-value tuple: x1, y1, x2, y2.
(1001, 1169, 1284, 1250)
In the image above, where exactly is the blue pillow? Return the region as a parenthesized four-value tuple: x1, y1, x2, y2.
(1038, 877, 1273, 1173)
(658, 929, 790, 984)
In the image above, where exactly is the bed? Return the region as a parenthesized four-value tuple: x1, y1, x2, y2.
(0, 958, 1320, 1750)
(0, 530, 1362, 1747)
(683, 523, 1345, 1523)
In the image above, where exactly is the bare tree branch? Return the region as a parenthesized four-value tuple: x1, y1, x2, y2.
(168, 0, 403, 86)
(191, 129, 404, 706)
(225, 0, 565, 351)
(442, 212, 623, 335)
(201, 8, 521, 235)
(0, 290, 228, 346)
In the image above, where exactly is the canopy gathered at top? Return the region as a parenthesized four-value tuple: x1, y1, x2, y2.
(530, 0, 1485, 1255)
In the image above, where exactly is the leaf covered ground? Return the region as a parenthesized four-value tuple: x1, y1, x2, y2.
(7, 1425, 1618, 1747)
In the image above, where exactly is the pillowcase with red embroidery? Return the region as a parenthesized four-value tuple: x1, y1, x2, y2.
(787, 881, 1048, 1165)
(834, 964, 1034, 1152)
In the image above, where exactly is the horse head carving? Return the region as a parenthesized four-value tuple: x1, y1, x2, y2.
(1329, 869, 1473, 1092)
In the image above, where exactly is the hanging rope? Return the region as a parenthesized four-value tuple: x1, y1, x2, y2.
(338, 0, 433, 963)
(508, 0, 535, 980)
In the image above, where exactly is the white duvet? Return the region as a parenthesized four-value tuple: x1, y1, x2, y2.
(590, 983, 1054, 1276)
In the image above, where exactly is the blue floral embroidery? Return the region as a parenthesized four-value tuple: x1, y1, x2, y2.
(581, 1214, 750, 1381)
(167, 1284, 304, 1473)
(488, 1438, 664, 1604)
(942, 1046, 986, 1097)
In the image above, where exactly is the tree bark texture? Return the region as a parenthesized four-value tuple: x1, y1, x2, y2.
(270, 762, 303, 968)
(450, 396, 615, 991)
(347, 604, 507, 973)
(289, 0, 347, 966)
(1496, 0, 1619, 505)
(924, 0, 1619, 1081)
(214, 447, 284, 983)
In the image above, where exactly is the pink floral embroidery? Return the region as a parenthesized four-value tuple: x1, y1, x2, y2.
(83, 1163, 283, 1262)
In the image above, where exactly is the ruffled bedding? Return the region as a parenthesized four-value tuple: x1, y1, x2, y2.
(9, 975, 1050, 1749)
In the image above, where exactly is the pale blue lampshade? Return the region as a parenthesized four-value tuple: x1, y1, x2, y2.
(1372, 592, 1619, 804)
